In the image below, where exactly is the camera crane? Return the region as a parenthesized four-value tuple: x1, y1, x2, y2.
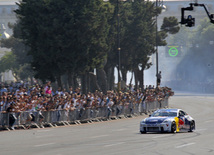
(180, 1, 214, 27)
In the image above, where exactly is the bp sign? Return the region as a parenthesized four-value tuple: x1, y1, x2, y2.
(167, 46, 179, 57)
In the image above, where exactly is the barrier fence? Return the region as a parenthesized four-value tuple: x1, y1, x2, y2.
(0, 98, 169, 130)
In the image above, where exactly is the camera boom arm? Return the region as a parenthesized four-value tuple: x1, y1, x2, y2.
(192, 3, 214, 23)
(180, 2, 214, 27)
(180, 3, 194, 25)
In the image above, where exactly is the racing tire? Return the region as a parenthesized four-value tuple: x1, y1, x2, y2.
(188, 121, 195, 132)
(171, 122, 176, 133)
(140, 131, 146, 134)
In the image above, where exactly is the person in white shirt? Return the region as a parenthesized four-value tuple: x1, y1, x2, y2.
(0, 97, 4, 112)
(107, 99, 114, 119)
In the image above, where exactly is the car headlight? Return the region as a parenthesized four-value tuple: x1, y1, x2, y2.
(163, 119, 169, 123)
(141, 119, 146, 123)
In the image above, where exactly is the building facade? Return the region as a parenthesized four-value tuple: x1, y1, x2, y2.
(0, 0, 18, 83)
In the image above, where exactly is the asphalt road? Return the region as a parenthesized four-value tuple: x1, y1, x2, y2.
(0, 92, 214, 155)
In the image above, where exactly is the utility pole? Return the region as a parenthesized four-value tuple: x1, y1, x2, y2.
(155, 0, 163, 87)
(117, 0, 121, 91)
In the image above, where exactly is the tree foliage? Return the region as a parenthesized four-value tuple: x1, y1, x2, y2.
(0, 0, 180, 91)
(0, 21, 33, 81)
(0, 51, 20, 80)
(108, 0, 180, 89)
(0, 51, 16, 72)
(15, 0, 111, 85)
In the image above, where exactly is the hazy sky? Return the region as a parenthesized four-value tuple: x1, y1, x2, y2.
(0, 0, 17, 5)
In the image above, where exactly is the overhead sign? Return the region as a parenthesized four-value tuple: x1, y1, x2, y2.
(166, 46, 180, 57)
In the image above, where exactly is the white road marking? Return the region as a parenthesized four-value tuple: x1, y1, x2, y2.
(104, 142, 125, 147)
(196, 128, 207, 132)
(34, 143, 55, 147)
(175, 143, 195, 149)
(152, 135, 172, 139)
(37, 130, 51, 133)
(90, 135, 109, 139)
(113, 128, 127, 132)
(36, 134, 54, 138)
(205, 120, 214, 123)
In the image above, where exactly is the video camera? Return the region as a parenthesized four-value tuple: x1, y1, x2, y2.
(180, 3, 214, 27)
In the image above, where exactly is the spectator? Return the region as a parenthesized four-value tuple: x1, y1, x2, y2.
(6, 103, 17, 130)
(0, 96, 4, 112)
(1, 85, 8, 95)
(69, 87, 73, 95)
(45, 86, 52, 96)
(157, 71, 162, 86)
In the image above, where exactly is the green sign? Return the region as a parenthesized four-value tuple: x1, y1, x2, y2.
(168, 46, 179, 57)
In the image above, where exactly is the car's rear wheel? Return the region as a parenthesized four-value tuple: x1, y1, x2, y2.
(171, 122, 176, 133)
(189, 121, 195, 132)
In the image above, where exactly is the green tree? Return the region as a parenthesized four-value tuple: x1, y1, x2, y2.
(104, 0, 119, 90)
(119, 0, 179, 90)
(15, 0, 111, 91)
(0, 22, 34, 81)
(0, 51, 19, 80)
(12, 0, 179, 92)
(103, 0, 180, 91)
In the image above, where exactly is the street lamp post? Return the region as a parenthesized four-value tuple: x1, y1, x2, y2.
(156, 0, 159, 88)
(117, 0, 121, 91)
(155, 0, 163, 87)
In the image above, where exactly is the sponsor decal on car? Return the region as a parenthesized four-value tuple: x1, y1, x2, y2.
(174, 117, 180, 132)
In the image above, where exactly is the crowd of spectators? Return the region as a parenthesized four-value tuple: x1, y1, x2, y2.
(0, 82, 174, 113)
(0, 81, 174, 129)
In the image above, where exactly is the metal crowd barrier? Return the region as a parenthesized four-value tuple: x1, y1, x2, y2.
(0, 98, 169, 130)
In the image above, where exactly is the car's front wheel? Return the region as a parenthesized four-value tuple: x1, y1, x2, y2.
(171, 122, 176, 133)
(140, 130, 146, 134)
(140, 131, 146, 134)
(189, 121, 195, 132)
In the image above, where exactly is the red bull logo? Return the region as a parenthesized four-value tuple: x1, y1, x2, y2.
(179, 118, 184, 126)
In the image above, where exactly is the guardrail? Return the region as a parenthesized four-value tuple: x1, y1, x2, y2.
(0, 98, 169, 131)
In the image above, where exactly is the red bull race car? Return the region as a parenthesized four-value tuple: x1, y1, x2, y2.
(140, 109, 195, 133)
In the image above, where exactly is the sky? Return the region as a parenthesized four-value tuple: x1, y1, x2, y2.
(0, 0, 18, 5)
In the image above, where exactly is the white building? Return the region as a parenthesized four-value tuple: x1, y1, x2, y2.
(0, 0, 18, 83)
